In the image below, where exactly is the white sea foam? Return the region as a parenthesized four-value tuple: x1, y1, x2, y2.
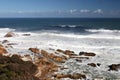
(57, 25, 77, 28)
(86, 28, 120, 33)
(1, 27, 120, 79)
(0, 28, 15, 32)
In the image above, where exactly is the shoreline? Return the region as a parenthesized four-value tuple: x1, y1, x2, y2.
(0, 31, 120, 80)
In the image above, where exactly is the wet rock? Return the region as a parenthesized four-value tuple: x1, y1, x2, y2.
(108, 64, 120, 71)
(4, 32, 16, 37)
(29, 48, 40, 54)
(97, 63, 101, 66)
(22, 34, 31, 36)
(75, 59, 82, 62)
(57, 49, 77, 57)
(70, 56, 89, 59)
(64, 50, 77, 56)
(56, 49, 65, 53)
(7, 43, 17, 45)
(2, 40, 9, 44)
(79, 52, 96, 56)
(88, 63, 96, 67)
(0, 46, 7, 54)
(54, 73, 86, 79)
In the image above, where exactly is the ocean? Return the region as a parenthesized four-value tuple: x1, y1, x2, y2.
(0, 18, 120, 32)
(0, 18, 120, 53)
(0, 18, 120, 78)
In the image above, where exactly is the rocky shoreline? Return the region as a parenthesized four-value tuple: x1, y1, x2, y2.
(0, 32, 120, 80)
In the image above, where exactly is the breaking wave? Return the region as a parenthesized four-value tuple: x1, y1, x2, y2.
(86, 29, 120, 33)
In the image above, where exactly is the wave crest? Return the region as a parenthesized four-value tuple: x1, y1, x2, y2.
(0, 28, 15, 32)
(86, 29, 120, 33)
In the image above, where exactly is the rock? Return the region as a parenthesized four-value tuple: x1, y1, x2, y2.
(56, 49, 65, 53)
(36, 56, 58, 79)
(97, 63, 101, 66)
(41, 50, 49, 57)
(54, 73, 86, 79)
(22, 34, 31, 36)
(75, 59, 82, 62)
(57, 49, 77, 57)
(70, 73, 86, 79)
(79, 52, 96, 56)
(4, 32, 16, 37)
(41, 50, 65, 63)
(0, 46, 7, 54)
(70, 56, 89, 59)
(2, 40, 9, 44)
(64, 50, 77, 56)
(108, 64, 120, 71)
(29, 48, 39, 54)
(21, 54, 32, 61)
(88, 63, 96, 67)
(7, 43, 17, 45)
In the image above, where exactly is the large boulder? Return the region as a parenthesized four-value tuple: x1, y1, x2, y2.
(4, 32, 16, 37)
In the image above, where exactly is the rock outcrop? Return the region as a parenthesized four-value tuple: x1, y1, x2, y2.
(41, 50, 66, 63)
(4, 32, 16, 37)
(0, 45, 7, 54)
(57, 49, 77, 57)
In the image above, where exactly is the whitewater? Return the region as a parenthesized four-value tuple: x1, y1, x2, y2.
(0, 27, 120, 79)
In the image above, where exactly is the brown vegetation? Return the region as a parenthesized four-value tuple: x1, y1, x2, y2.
(0, 54, 39, 80)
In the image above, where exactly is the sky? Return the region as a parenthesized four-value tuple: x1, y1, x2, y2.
(0, 0, 119, 18)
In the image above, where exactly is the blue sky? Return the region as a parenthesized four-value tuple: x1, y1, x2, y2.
(0, 0, 119, 18)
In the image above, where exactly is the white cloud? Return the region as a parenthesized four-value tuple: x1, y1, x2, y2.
(70, 9, 77, 13)
(93, 9, 103, 14)
(80, 9, 90, 13)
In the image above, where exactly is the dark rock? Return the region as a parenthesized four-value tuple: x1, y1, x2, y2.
(56, 49, 65, 53)
(88, 63, 96, 67)
(75, 59, 82, 62)
(29, 48, 39, 54)
(7, 43, 17, 45)
(64, 50, 77, 56)
(97, 63, 101, 66)
(108, 64, 120, 71)
(22, 34, 31, 36)
(2, 40, 9, 44)
(79, 52, 96, 56)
